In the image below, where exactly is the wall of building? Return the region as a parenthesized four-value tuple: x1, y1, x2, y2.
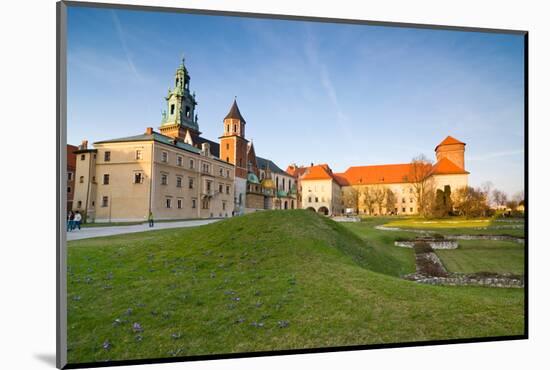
(301, 179, 339, 215)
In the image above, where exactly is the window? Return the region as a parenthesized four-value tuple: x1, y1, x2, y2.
(189, 177, 194, 189)
(226, 169, 230, 178)
(410, 198, 413, 203)
(104, 151, 111, 162)
(161, 151, 168, 163)
(185, 106, 191, 118)
(219, 183, 223, 193)
(201, 198, 209, 209)
(177, 199, 183, 209)
(161, 173, 168, 185)
(67, 172, 73, 181)
(67, 186, 71, 194)
(91, 201, 95, 207)
(170, 104, 175, 115)
(77, 200, 82, 208)
(206, 181, 212, 192)
(103, 174, 110, 185)
(226, 157, 230, 162)
(226, 143, 229, 150)
(80, 154, 85, 161)
(315, 197, 319, 203)
(166, 198, 172, 208)
(308, 197, 312, 203)
(410, 207, 414, 213)
(102, 196, 109, 207)
(190, 159, 194, 169)
(219, 168, 224, 176)
(92, 176, 96, 183)
(79, 176, 84, 184)
(192, 198, 197, 208)
(202, 163, 210, 173)
(402, 198, 406, 203)
(176, 176, 182, 188)
(177, 156, 183, 166)
(136, 150, 143, 160)
(134, 172, 144, 184)
(402, 207, 406, 213)
(222, 201, 226, 211)
(226, 185, 230, 194)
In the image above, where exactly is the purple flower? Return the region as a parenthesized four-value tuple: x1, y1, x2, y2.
(102, 340, 111, 350)
(132, 322, 143, 332)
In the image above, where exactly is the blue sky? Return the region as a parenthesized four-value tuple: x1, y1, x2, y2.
(67, 6, 525, 196)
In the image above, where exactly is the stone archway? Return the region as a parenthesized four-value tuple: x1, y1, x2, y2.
(306, 207, 316, 212)
(317, 206, 329, 216)
(284, 200, 288, 210)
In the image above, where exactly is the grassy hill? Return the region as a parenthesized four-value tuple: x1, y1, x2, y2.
(67, 210, 524, 364)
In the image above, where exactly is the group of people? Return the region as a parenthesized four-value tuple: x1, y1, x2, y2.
(67, 210, 82, 231)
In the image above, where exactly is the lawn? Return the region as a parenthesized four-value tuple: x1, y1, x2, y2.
(383, 217, 525, 238)
(435, 240, 525, 275)
(67, 211, 524, 365)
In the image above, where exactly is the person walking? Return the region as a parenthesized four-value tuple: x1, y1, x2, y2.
(67, 211, 74, 232)
(74, 211, 82, 230)
(148, 211, 154, 227)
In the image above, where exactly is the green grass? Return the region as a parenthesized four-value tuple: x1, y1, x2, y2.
(436, 240, 525, 275)
(67, 210, 524, 364)
(383, 217, 524, 238)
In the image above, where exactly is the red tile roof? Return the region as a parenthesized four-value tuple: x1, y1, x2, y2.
(430, 157, 469, 175)
(301, 164, 334, 181)
(435, 136, 465, 150)
(286, 165, 308, 178)
(337, 163, 417, 185)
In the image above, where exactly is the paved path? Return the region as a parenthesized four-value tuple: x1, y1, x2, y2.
(67, 219, 221, 241)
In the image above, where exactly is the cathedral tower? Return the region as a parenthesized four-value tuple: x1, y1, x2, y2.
(220, 99, 249, 179)
(159, 56, 200, 144)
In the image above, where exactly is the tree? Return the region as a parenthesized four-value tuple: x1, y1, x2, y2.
(342, 187, 362, 214)
(452, 186, 489, 217)
(513, 190, 524, 204)
(362, 187, 376, 215)
(384, 188, 397, 215)
(492, 189, 508, 208)
(432, 185, 452, 218)
(408, 154, 435, 217)
(481, 181, 494, 207)
(371, 185, 386, 215)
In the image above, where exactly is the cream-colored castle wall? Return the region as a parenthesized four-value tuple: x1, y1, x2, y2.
(75, 140, 235, 223)
(301, 179, 342, 216)
(432, 174, 469, 193)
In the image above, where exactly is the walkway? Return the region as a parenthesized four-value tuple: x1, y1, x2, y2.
(67, 219, 220, 241)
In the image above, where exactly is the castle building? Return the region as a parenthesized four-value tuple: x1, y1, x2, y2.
(294, 136, 469, 216)
(71, 57, 296, 222)
(66, 144, 78, 211)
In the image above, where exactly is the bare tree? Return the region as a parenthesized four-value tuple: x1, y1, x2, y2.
(481, 181, 494, 207)
(452, 186, 488, 217)
(371, 185, 386, 215)
(342, 187, 362, 214)
(408, 154, 435, 217)
(363, 187, 376, 215)
(492, 189, 508, 208)
(384, 188, 397, 215)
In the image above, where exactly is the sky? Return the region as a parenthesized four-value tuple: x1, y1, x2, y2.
(67, 6, 525, 196)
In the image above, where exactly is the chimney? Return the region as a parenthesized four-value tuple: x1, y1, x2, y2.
(80, 140, 88, 150)
(145, 127, 153, 135)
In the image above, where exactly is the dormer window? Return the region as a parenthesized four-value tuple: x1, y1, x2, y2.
(170, 104, 175, 115)
(185, 106, 190, 118)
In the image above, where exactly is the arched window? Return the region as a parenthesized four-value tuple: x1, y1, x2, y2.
(276, 177, 279, 189)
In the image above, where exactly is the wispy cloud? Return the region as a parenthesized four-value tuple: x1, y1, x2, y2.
(110, 10, 142, 81)
(468, 149, 524, 161)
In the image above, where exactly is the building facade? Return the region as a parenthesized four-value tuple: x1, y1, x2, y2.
(296, 136, 469, 216)
(66, 144, 78, 211)
(72, 57, 297, 222)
